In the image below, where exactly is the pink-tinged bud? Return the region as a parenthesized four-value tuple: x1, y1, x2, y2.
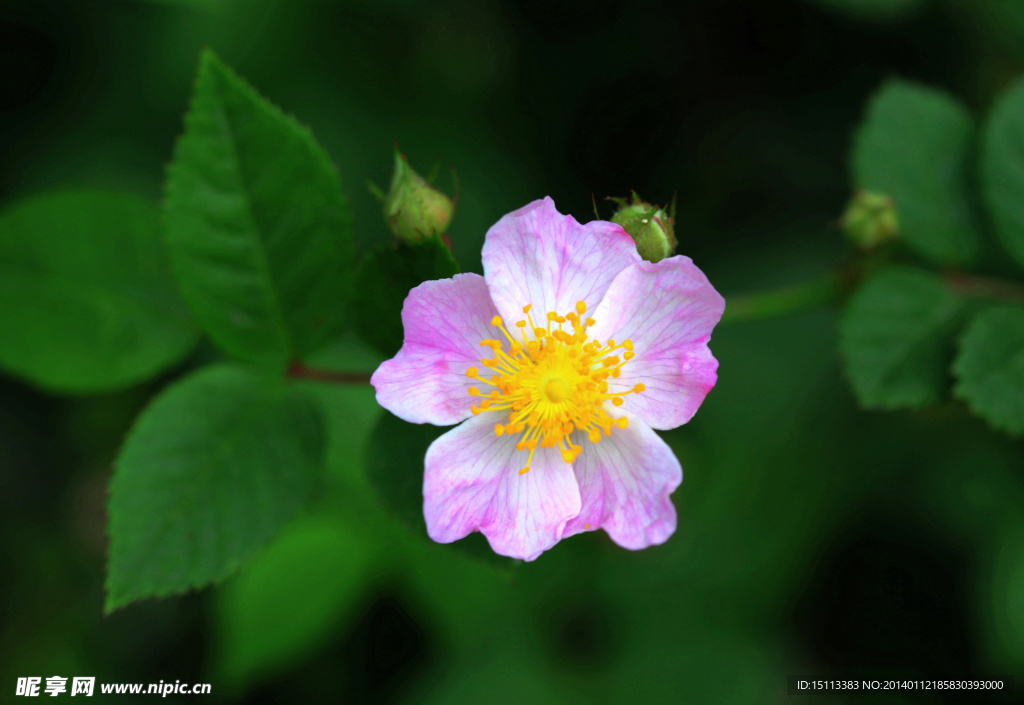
(608, 192, 676, 263)
(383, 147, 454, 244)
(841, 190, 899, 250)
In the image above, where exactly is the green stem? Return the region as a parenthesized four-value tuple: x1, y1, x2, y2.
(720, 272, 843, 324)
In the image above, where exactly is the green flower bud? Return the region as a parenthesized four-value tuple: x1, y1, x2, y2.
(383, 147, 454, 244)
(841, 190, 899, 250)
(609, 192, 677, 263)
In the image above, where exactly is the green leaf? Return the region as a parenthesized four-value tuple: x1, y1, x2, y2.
(353, 234, 458, 356)
(0, 190, 198, 393)
(215, 514, 373, 689)
(852, 79, 980, 265)
(164, 49, 355, 369)
(952, 306, 1024, 435)
(839, 266, 965, 409)
(364, 411, 515, 574)
(981, 78, 1024, 272)
(106, 364, 326, 611)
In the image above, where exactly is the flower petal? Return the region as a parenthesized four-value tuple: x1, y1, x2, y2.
(481, 197, 640, 326)
(562, 412, 682, 549)
(424, 412, 582, 561)
(371, 273, 499, 425)
(588, 256, 725, 430)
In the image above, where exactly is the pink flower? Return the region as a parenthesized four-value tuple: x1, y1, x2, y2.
(371, 197, 725, 561)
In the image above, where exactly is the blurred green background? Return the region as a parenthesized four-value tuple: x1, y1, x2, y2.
(2, 0, 1024, 702)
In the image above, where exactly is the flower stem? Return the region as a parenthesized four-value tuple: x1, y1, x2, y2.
(943, 270, 1024, 303)
(720, 272, 844, 324)
(719, 265, 1024, 326)
(287, 361, 373, 385)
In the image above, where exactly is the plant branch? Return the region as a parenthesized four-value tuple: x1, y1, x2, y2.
(287, 361, 373, 385)
(720, 272, 844, 324)
(943, 270, 1024, 303)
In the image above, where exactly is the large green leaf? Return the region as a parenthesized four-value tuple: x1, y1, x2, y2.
(982, 78, 1024, 272)
(364, 411, 515, 573)
(839, 266, 965, 409)
(164, 49, 355, 368)
(0, 190, 198, 393)
(851, 80, 980, 265)
(106, 365, 326, 611)
(953, 306, 1024, 435)
(215, 514, 373, 689)
(353, 234, 459, 357)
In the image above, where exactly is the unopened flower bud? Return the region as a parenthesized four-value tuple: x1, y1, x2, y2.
(384, 147, 454, 244)
(609, 193, 676, 263)
(841, 190, 899, 250)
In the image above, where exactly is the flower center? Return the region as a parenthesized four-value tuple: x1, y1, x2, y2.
(465, 300, 644, 475)
(543, 378, 569, 403)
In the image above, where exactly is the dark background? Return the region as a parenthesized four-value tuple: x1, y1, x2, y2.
(2, 0, 1023, 702)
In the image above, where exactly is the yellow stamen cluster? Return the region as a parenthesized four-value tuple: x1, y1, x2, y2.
(466, 300, 643, 475)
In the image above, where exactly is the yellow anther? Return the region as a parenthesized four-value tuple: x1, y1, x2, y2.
(634, 383, 645, 392)
(466, 299, 646, 473)
(522, 304, 532, 313)
(623, 339, 634, 351)
(615, 417, 628, 429)
(623, 351, 635, 360)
